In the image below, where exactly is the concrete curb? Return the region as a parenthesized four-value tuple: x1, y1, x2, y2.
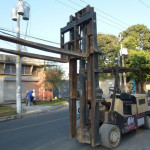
(0, 114, 23, 123)
(0, 109, 46, 122)
(0, 103, 69, 123)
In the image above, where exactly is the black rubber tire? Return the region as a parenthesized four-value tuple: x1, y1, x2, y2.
(99, 124, 121, 148)
(144, 116, 150, 129)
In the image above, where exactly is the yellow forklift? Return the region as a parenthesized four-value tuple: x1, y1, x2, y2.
(97, 67, 150, 148)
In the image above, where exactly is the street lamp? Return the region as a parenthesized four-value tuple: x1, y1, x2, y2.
(12, 0, 30, 113)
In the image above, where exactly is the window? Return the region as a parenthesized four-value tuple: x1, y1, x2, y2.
(139, 99, 145, 105)
(0, 64, 4, 74)
(22, 66, 31, 75)
(4, 64, 16, 75)
(4, 64, 31, 75)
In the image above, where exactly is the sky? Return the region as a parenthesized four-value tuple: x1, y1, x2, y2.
(0, 0, 150, 76)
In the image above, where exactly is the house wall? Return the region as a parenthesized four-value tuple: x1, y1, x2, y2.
(3, 78, 39, 101)
(0, 55, 46, 103)
(38, 71, 53, 101)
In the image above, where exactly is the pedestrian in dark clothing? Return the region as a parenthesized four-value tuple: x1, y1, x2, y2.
(26, 91, 33, 106)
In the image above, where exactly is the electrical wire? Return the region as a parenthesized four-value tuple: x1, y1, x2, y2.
(0, 27, 60, 45)
(24, 21, 29, 39)
(56, 0, 127, 31)
(0, 40, 16, 49)
(55, 0, 78, 11)
(67, 0, 83, 7)
(23, 0, 30, 7)
(23, 21, 29, 52)
(67, 0, 127, 29)
(0, 30, 16, 37)
(2, 0, 129, 46)
(80, 0, 130, 27)
(138, 0, 150, 8)
(97, 14, 127, 29)
(97, 18, 123, 31)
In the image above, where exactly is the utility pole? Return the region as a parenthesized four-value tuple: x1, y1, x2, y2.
(120, 33, 127, 92)
(16, 0, 22, 113)
(122, 54, 127, 92)
(118, 34, 122, 91)
(12, 0, 30, 113)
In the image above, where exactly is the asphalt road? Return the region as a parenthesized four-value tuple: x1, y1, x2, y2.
(0, 105, 150, 150)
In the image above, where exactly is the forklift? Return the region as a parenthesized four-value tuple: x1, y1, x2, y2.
(60, 6, 150, 149)
(96, 67, 150, 148)
(76, 66, 150, 148)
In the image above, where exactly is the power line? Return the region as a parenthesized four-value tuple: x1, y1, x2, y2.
(0, 27, 60, 45)
(139, 0, 150, 8)
(97, 14, 127, 29)
(24, 20, 29, 39)
(67, 0, 127, 29)
(80, 0, 130, 27)
(55, 0, 78, 11)
(56, 0, 126, 31)
(67, 0, 83, 7)
(97, 18, 123, 31)
(0, 30, 16, 37)
(0, 40, 16, 49)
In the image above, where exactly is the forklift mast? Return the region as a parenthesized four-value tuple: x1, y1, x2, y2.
(61, 6, 102, 147)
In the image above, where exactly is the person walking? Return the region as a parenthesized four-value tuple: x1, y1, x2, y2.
(26, 90, 33, 106)
(31, 89, 36, 105)
(32, 89, 35, 98)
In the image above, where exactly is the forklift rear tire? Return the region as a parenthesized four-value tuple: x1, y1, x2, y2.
(144, 116, 150, 129)
(99, 124, 121, 148)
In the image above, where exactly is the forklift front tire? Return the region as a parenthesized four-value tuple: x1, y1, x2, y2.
(99, 124, 121, 148)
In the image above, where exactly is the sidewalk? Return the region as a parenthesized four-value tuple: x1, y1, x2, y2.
(0, 103, 69, 122)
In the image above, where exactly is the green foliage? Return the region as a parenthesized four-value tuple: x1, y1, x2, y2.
(121, 24, 150, 82)
(44, 65, 64, 89)
(36, 100, 68, 106)
(122, 24, 150, 50)
(97, 33, 120, 79)
(126, 49, 150, 81)
(97, 33, 120, 69)
(97, 24, 150, 82)
(0, 106, 16, 117)
(123, 36, 139, 50)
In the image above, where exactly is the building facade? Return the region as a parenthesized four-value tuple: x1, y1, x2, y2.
(0, 54, 53, 103)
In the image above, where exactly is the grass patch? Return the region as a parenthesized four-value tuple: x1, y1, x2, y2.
(0, 106, 17, 117)
(36, 99, 68, 106)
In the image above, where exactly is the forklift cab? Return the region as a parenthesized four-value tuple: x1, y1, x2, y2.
(97, 67, 150, 148)
(100, 67, 147, 115)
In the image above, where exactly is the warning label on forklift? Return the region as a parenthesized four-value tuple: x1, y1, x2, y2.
(136, 113, 145, 126)
(137, 117, 144, 126)
(125, 116, 136, 132)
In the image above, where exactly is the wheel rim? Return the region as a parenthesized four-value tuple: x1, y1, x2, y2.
(109, 127, 120, 147)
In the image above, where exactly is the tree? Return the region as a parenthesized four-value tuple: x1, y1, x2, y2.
(122, 24, 150, 50)
(122, 24, 150, 82)
(44, 65, 64, 89)
(97, 33, 120, 69)
(125, 49, 150, 82)
(123, 36, 138, 50)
